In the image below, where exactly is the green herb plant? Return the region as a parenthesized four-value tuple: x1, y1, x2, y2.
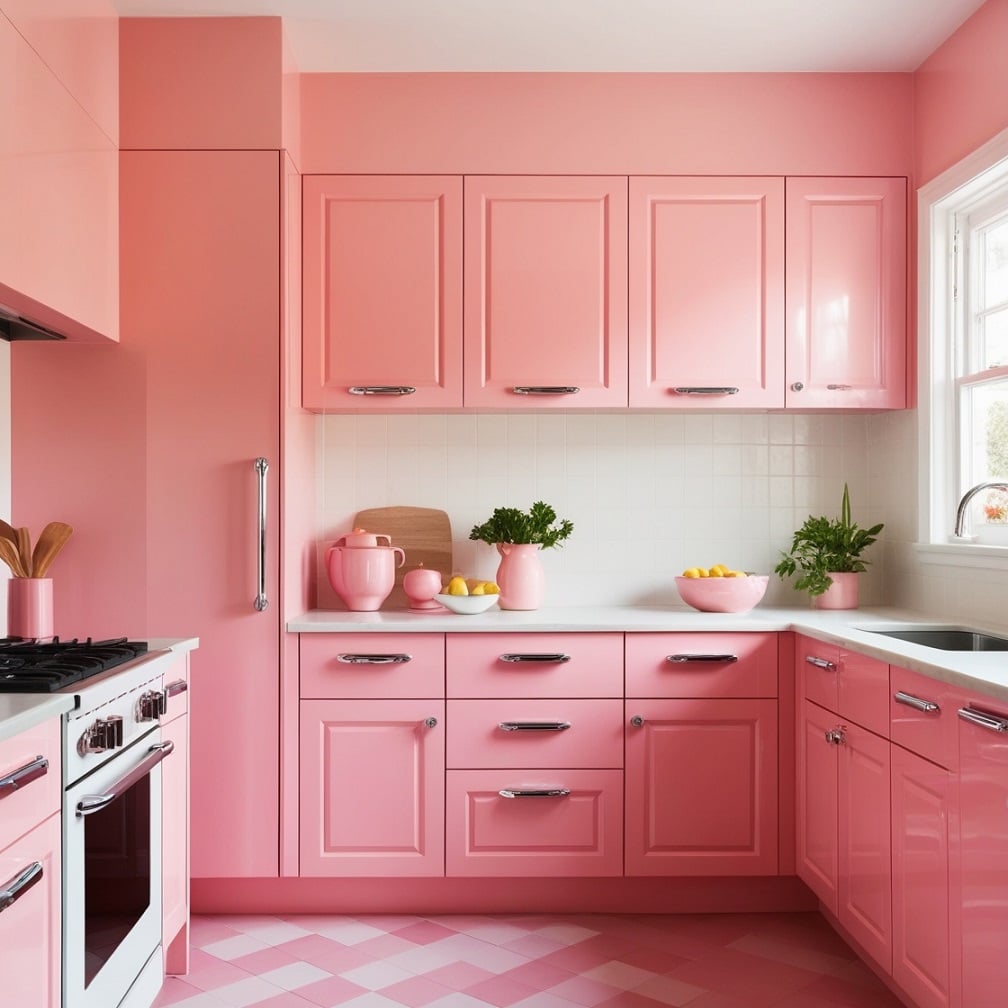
(469, 501, 574, 550)
(773, 484, 884, 598)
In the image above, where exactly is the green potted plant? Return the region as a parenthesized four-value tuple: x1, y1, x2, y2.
(773, 484, 883, 609)
(469, 501, 573, 611)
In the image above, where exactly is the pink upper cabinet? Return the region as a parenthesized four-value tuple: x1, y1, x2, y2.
(629, 177, 785, 409)
(303, 175, 463, 411)
(464, 176, 628, 409)
(785, 177, 907, 409)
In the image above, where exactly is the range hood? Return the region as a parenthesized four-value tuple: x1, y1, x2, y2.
(0, 308, 66, 342)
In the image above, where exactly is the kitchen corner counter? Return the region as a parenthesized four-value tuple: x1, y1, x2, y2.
(289, 605, 1008, 704)
(0, 693, 74, 743)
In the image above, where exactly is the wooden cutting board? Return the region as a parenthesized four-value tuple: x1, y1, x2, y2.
(352, 506, 453, 607)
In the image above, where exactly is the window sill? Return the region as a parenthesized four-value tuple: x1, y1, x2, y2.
(915, 542, 1008, 569)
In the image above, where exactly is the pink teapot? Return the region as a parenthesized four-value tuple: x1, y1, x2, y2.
(326, 528, 405, 611)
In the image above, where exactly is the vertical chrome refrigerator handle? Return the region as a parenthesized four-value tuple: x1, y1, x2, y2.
(254, 457, 269, 612)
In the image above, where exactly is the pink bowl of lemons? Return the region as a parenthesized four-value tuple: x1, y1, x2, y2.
(675, 565, 769, 613)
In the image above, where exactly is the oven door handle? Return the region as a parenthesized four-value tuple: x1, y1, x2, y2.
(75, 740, 174, 818)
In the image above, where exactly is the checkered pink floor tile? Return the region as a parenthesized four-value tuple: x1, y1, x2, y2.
(154, 911, 906, 1008)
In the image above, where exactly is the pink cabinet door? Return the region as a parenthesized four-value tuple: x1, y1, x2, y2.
(797, 699, 840, 912)
(464, 176, 628, 408)
(625, 698, 778, 875)
(0, 813, 60, 1008)
(121, 150, 282, 879)
(785, 177, 907, 409)
(303, 175, 463, 411)
(300, 699, 445, 877)
(446, 769, 623, 877)
(629, 177, 785, 409)
(838, 721, 892, 973)
(162, 712, 189, 976)
(891, 744, 955, 1008)
(958, 695, 1008, 1008)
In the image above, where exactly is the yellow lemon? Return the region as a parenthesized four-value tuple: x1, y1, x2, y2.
(697, 567, 710, 578)
(709, 564, 727, 577)
(470, 583, 486, 595)
(482, 582, 500, 595)
(726, 570, 747, 578)
(682, 567, 701, 579)
(445, 575, 469, 596)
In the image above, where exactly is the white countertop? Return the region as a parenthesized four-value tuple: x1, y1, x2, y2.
(290, 605, 1008, 704)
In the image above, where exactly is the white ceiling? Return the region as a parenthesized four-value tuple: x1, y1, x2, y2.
(111, 0, 988, 74)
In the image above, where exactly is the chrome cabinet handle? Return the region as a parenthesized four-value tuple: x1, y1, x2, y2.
(958, 707, 1008, 733)
(498, 788, 570, 798)
(825, 728, 846, 745)
(805, 655, 836, 670)
(894, 691, 940, 714)
(827, 384, 853, 390)
(348, 386, 416, 396)
(791, 382, 804, 392)
(0, 755, 47, 799)
(499, 721, 571, 732)
(500, 653, 571, 664)
(76, 741, 175, 817)
(0, 862, 42, 913)
(512, 386, 580, 395)
(630, 715, 644, 727)
(671, 387, 740, 395)
(165, 679, 188, 698)
(337, 653, 412, 665)
(254, 457, 269, 612)
(667, 654, 738, 664)
(424, 717, 438, 729)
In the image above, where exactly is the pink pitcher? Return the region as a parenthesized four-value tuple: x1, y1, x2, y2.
(495, 543, 545, 611)
(326, 529, 405, 611)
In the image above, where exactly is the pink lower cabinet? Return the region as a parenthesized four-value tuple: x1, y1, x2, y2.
(300, 699, 445, 876)
(625, 698, 779, 875)
(446, 769, 623, 876)
(957, 691, 1008, 1008)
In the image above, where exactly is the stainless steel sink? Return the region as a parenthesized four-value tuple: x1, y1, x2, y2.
(863, 627, 1008, 651)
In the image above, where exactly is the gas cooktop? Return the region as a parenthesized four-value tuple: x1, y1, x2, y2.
(0, 637, 149, 693)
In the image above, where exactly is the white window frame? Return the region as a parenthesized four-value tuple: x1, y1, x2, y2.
(917, 126, 1008, 568)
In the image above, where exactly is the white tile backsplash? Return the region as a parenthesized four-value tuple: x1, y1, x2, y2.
(316, 411, 892, 609)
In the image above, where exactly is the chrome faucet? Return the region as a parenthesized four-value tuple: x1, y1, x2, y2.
(954, 481, 1008, 537)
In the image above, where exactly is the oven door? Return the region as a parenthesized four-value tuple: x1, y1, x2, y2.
(64, 728, 173, 1008)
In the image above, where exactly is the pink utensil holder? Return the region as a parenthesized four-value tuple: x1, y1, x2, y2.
(8, 578, 54, 639)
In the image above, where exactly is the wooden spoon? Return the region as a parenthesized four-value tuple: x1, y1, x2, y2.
(15, 527, 31, 578)
(32, 522, 73, 579)
(0, 536, 26, 578)
(0, 519, 18, 549)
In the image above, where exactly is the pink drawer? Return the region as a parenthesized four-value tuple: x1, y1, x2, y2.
(797, 635, 841, 711)
(626, 632, 777, 698)
(838, 648, 890, 737)
(446, 634, 622, 698)
(0, 718, 60, 853)
(446, 768, 623, 876)
(890, 665, 962, 770)
(447, 699, 624, 769)
(301, 633, 445, 698)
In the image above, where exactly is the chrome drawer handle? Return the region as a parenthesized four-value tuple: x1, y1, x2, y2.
(499, 721, 571, 732)
(498, 788, 570, 798)
(827, 384, 853, 390)
(894, 691, 940, 714)
(165, 679, 188, 698)
(0, 755, 47, 799)
(336, 653, 412, 665)
(0, 862, 42, 913)
(348, 386, 416, 396)
(667, 654, 738, 664)
(805, 656, 836, 670)
(512, 386, 580, 395)
(671, 386, 740, 395)
(500, 653, 571, 664)
(825, 728, 846, 746)
(958, 707, 1008, 733)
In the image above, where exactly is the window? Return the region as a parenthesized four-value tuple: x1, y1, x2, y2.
(920, 129, 1008, 556)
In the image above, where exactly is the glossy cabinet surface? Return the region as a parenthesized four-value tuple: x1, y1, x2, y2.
(300, 698, 446, 877)
(785, 177, 907, 409)
(463, 176, 629, 408)
(629, 176, 785, 408)
(957, 691, 1008, 1008)
(797, 698, 840, 908)
(303, 175, 463, 411)
(0, 717, 60, 853)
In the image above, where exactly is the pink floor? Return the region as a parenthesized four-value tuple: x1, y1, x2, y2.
(153, 911, 907, 1008)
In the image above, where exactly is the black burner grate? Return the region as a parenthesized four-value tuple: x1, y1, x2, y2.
(0, 637, 149, 692)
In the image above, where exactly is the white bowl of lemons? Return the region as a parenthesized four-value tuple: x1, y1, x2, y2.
(436, 576, 501, 614)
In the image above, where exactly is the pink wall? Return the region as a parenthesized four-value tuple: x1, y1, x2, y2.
(914, 0, 1008, 184)
(300, 72, 914, 175)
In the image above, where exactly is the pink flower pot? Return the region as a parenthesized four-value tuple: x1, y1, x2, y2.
(495, 543, 545, 611)
(8, 578, 54, 639)
(814, 572, 860, 610)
